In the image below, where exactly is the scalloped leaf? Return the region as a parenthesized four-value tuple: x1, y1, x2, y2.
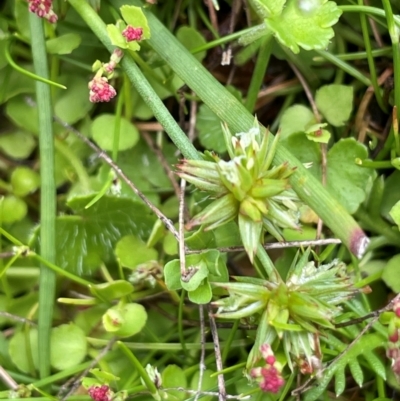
(248, 0, 286, 18)
(29, 195, 155, 275)
(265, 0, 342, 54)
(120, 5, 151, 39)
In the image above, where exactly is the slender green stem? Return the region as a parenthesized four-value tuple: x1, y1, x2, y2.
(29, 13, 57, 380)
(5, 40, 66, 90)
(339, 5, 400, 27)
(244, 34, 272, 113)
(315, 50, 371, 87)
(358, 0, 386, 111)
(312, 47, 392, 62)
(354, 158, 393, 168)
(382, 0, 400, 126)
(117, 341, 158, 395)
(72, 0, 370, 258)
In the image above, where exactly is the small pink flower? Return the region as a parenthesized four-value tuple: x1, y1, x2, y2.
(88, 385, 112, 401)
(28, 0, 58, 23)
(393, 299, 400, 318)
(103, 49, 124, 74)
(251, 344, 285, 394)
(88, 76, 117, 103)
(122, 26, 143, 42)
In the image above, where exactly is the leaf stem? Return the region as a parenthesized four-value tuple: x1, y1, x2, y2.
(29, 13, 57, 380)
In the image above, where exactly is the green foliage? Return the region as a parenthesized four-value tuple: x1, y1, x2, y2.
(248, 0, 342, 53)
(1, 0, 400, 400)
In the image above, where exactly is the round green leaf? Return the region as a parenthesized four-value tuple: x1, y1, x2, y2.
(176, 26, 206, 61)
(55, 75, 93, 124)
(189, 369, 216, 401)
(120, 5, 151, 39)
(102, 303, 147, 338)
(9, 329, 39, 373)
(107, 24, 128, 49)
(5, 95, 39, 134)
(279, 104, 315, 139)
(315, 84, 353, 127)
(390, 200, 400, 230)
(91, 114, 139, 151)
(187, 279, 212, 304)
(162, 365, 187, 400)
(46, 33, 82, 55)
(11, 167, 40, 197)
(0, 130, 36, 159)
(180, 263, 209, 292)
(164, 259, 182, 290)
(50, 324, 87, 370)
(115, 235, 158, 268)
(382, 254, 400, 292)
(0, 195, 27, 223)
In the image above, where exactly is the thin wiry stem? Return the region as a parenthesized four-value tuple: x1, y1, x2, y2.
(0, 365, 18, 390)
(52, 115, 179, 242)
(179, 179, 187, 276)
(194, 305, 206, 401)
(208, 305, 226, 401)
(185, 238, 342, 254)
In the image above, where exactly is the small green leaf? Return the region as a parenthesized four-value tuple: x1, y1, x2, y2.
(188, 279, 212, 304)
(162, 365, 187, 400)
(305, 123, 331, 143)
(389, 200, 400, 230)
(11, 167, 40, 197)
(107, 24, 128, 49)
(89, 280, 134, 301)
(102, 303, 147, 338)
(189, 370, 217, 401)
(265, 0, 342, 54)
(115, 235, 158, 268)
(91, 114, 139, 151)
(348, 358, 363, 387)
(176, 26, 207, 62)
(180, 263, 208, 292)
(50, 324, 87, 370)
(9, 329, 38, 373)
(315, 84, 353, 126)
(0, 130, 36, 159)
(238, 214, 262, 262)
(6, 95, 39, 134)
(279, 104, 315, 139)
(46, 33, 82, 55)
(248, 0, 286, 18)
(326, 138, 375, 214)
(54, 75, 93, 124)
(164, 259, 182, 290)
(120, 5, 151, 39)
(0, 195, 27, 223)
(196, 86, 243, 153)
(382, 254, 400, 292)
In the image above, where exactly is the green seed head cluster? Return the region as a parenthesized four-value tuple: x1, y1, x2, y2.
(177, 121, 301, 261)
(213, 249, 361, 370)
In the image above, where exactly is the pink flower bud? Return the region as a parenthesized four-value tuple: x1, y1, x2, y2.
(88, 385, 112, 401)
(122, 26, 143, 42)
(88, 76, 117, 103)
(28, 0, 58, 23)
(394, 299, 400, 318)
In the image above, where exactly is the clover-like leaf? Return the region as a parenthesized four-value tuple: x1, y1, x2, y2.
(265, 0, 342, 54)
(120, 5, 151, 39)
(107, 24, 128, 49)
(316, 84, 353, 126)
